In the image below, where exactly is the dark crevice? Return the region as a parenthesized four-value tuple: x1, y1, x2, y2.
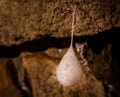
(6, 60, 18, 86)
(0, 27, 120, 58)
(85, 28, 120, 97)
(6, 60, 33, 97)
(87, 28, 120, 54)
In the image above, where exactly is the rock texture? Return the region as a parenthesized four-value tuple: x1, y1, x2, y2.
(0, 0, 120, 97)
(0, 58, 23, 97)
(14, 51, 106, 97)
(0, 29, 120, 97)
(0, 0, 120, 46)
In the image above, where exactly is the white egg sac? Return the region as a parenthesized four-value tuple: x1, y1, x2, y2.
(56, 46, 82, 87)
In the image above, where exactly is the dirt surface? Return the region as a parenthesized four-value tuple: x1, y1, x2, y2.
(0, 0, 120, 46)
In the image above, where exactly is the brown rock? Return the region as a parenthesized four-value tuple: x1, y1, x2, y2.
(18, 49, 106, 97)
(0, 0, 119, 46)
(0, 58, 23, 97)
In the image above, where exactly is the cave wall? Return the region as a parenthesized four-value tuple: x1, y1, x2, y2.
(0, 0, 120, 97)
(0, 0, 120, 46)
(0, 28, 120, 97)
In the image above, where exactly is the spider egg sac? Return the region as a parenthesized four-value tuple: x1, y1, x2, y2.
(56, 46, 82, 87)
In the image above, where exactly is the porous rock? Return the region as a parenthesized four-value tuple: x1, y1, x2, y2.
(0, 0, 119, 46)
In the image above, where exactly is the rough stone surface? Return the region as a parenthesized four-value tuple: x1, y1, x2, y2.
(18, 51, 106, 97)
(0, 58, 23, 97)
(0, 0, 120, 97)
(0, 33, 120, 97)
(0, 0, 120, 46)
